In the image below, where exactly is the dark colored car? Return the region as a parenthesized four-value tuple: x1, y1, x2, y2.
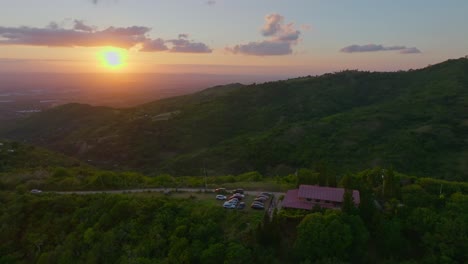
(254, 197, 268, 202)
(228, 194, 243, 200)
(233, 189, 244, 194)
(251, 203, 265, 210)
(237, 202, 245, 209)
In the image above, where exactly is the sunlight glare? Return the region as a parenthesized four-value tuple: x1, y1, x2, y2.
(98, 47, 127, 70)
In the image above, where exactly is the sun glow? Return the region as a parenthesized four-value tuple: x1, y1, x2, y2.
(98, 47, 127, 70)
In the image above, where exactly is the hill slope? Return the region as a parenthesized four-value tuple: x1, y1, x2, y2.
(1, 59, 468, 179)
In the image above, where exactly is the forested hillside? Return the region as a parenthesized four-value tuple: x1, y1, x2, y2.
(2, 58, 468, 179)
(1, 168, 466, 263)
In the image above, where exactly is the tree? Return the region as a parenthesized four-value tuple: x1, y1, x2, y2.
(200, 243, 225, 264)
(294, 212, 353, 262)
(342, 189, 357, 215)
(224, 242, 251, 264)
(297, 168, 319, 186)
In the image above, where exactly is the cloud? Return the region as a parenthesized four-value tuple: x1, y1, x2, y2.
(261, 13, 283, 36)
(0, 24, 150, 48)
(340, 44, 421, 54)
(167, 36, 212, 53)
(0, 22, 212, 53)
(228, 41, 292, 56)
(140, 35, 212, 53)
(399, 47, 421, 54)
(90, 0, 117, 5)
(73, 20, 94, 32)
(226, 13, 302, 56)
(140, 38, 168, 52)
(206, 0, 216, 5)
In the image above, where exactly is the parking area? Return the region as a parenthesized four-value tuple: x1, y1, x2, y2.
(216, 189, 281, 216)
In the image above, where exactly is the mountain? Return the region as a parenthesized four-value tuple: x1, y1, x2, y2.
(0, 140, 84, 172)
(1, 58, 467, 180)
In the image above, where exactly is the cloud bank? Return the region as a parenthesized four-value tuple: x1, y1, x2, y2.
(340, 44, 421, 54)
(0, 21, 212, 53)
(226, 13, 302, 56)
(140, 35, 212, 53)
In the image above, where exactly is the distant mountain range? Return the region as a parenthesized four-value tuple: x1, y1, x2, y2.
(2, 58, 467, 180)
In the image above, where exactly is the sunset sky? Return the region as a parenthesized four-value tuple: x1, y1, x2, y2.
(1, 0, 467, 76)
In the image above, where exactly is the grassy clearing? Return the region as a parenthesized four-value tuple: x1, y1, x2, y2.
(212, 180, 294, 192)
(128, 189, 269, 216)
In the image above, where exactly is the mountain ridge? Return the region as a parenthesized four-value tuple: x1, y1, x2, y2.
(2, 58, 467, 180)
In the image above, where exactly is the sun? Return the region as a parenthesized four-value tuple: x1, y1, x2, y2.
(98, 47, 127, 70)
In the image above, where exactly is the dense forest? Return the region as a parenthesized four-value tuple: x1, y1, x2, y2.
(1, 141, 467, 263)
(1, 58, 467, 180)
(1, 167, 467, 263)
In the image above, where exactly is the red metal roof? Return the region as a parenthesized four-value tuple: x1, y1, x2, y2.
(298, 185, 360, 204)
(282, 189, 312, 210)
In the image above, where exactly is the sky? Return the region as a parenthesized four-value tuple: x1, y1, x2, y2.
(0, 0, 467, 76)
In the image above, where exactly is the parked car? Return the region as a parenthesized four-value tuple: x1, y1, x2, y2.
(233, 189, 244, 194)
(223, 200, 238, 209)
(251, 201, 265, 206)
(228, 198, 239, 203)
(215, 188, 227, 193)
(254, 197, 268, 202)
(260, 192, 272, 197)
(223, 203, 237, 209)
(237, 202, 245, 209)
(233, 194, 245, 199)
(251, 203, 265, 210)
(256, 194, 269, 199)
(216, 195, 227, 200)
(30, 189, 42, 194)
(228, 195, 243, 201)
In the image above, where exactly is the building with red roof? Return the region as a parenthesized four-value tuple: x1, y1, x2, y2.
(282, 185, 360, 210)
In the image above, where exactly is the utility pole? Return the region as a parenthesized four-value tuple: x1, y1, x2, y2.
(203, 160, 208, 191)
(381, 169, 385, 198)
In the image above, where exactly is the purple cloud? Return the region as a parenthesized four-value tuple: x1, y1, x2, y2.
(0, 22, 212, 53)
(227, 13, 302, 56)
(400, 47, 421, 54)
(0, 24, 149, 48)
(261, 13, 283, 36)
(167, 36, 212, 53)
(178, 33, 189, 39)
(227, 41, 292, 56)
(340, 44, 421, 54)
(140, 35, 212, 53)
(140, 38, 168, 52)
(73, 20, 94, 32)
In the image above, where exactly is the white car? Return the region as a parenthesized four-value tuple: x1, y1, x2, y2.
(223, 202, 237, 209)
(216, 195, 227, 200)
(30, 189, 42, 194)
(223, 200, 238, 209)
